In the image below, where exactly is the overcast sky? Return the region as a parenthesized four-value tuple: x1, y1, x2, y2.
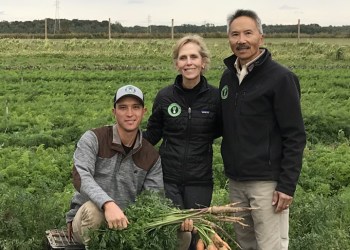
(1, 0, 349, 27)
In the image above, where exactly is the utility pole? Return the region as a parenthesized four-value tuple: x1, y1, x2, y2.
(45, 18, 48, 40)
(148, 15, 152, 33)
(171, 19, 174, 40)
(297, 19, 301, 43)
(108, 18, 111, 40)
(54, 0, 60, 34)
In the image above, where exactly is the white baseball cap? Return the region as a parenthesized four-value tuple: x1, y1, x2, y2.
(114, 85, 144, 106)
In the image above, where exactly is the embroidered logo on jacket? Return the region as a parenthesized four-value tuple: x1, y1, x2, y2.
(221, 85, 229, 100)
(167, 103, 181, 117)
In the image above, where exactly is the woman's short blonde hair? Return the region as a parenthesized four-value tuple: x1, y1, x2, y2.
(172, 34, 210, 73)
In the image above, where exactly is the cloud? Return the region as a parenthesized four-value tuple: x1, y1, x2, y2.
(0, 11, 4, 15)
(279, 5, 299, 10)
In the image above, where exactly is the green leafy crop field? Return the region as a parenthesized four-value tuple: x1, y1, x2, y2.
(1, 38, 350, 249)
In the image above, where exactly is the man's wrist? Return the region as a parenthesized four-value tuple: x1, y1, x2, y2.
(102, 200, 115, 210)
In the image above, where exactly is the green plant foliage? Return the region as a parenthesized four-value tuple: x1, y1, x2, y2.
(0, 144, 73, 192)
(300, 142, 350, 195)
(1, 38, 350, 249)
(88, 191, 179, 250)
(0, 184, 73, 249)
(290, 187, 350, 250)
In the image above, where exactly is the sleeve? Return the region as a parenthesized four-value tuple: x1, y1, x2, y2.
(143, 92, 164, 145)
(73, 130, 114, 209)
(142, 157, 164, 192)
(274, 72, 306, 196)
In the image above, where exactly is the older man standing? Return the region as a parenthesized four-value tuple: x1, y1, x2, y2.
(219, 9, 306, 250)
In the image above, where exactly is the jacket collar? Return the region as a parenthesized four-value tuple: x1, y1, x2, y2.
(111, 124, 142, 154)
(174, 74, 209, 94)
(224, 48, 271, 73)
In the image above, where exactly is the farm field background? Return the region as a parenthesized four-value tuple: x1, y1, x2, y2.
(1, 37, 350, 249)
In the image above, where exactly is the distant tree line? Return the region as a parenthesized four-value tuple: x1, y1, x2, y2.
(0, 18, 349, 38)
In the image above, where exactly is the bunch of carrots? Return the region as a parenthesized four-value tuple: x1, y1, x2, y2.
(144, 203, 253, 250)
(196, 233, 231, 250)
(90, 192, 253, 249)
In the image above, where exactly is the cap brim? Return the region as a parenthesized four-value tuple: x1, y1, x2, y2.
(114, 94, 144, 106)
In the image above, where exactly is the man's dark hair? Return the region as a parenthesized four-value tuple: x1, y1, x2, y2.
(227, 9, 263, 34)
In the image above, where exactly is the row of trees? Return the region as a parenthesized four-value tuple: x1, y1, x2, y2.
(1, 18, 350, 36)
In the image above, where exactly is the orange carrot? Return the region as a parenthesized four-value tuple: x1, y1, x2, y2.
(207, 243, 219, 250)
(211, 233, 231, 250)
(196, 238, 205, 250)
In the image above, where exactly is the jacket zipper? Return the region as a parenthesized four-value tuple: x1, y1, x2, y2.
(234, 92, 239, 107)
(182, 106, 192, 184)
